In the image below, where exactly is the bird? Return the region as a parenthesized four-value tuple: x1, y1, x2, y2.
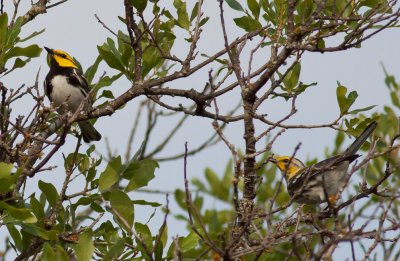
(271, 121, 377, 205)
(44, 47, 101, 143)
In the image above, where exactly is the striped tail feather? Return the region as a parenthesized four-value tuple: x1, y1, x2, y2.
(344, 121, 377, 157)
(78, 121, 102, 143)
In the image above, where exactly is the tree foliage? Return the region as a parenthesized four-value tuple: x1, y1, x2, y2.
(1, 0, 400, 260)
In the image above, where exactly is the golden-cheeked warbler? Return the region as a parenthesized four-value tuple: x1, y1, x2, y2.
(271, 121, 377, 205)
(44, 47, 101, 143)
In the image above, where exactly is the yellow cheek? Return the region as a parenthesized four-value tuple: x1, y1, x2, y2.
(286, 166, 299, 179)
(277, 163, 298, 180)
(54, 56, 78, 68)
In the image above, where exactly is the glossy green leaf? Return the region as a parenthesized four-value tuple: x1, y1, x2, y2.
(233, 16, 262, 32)
(110, 190, 134, 230)
(124, 159, 159, 192)
(38, 180, 59, 207)
(225, 0, 245, 11)
(73, 230, 95, 261)
(130, 0, 147, 12)
(99, 156, 121, 192)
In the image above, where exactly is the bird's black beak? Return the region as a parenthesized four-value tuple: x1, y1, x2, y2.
(269, 157, 277, 163)
(44, 47, 53, 55)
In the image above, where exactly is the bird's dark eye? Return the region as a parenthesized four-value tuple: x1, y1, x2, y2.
(283, 158, 289, 163)
(59, 54, 67, 58)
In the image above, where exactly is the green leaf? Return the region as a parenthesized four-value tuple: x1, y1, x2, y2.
(90, 202, 105, 213)
(142, 45, 163, 76)
(30, 196, 45, 221)
(248, 0, 260, 19)
(135, 223, 153, 249)
(4, 57, 30, 75)
(336, 84, 358, 115)
(0, 162, 13, 176)
(225, 0, 245, 11)
(0, 13, 8, 49)
(42, 243, 56, 261)
(99, 156, 121, 192)
(233, 16, 262, 32)
(97, 42, 125, 72)
(7, 225, 22, 251)
(20, 224, 57, 240)
(38, 180, 59, 207)
(42, 243, 69, 261)
(19, 29, 45, 42)
(4, 45, 42, 60)
(99, 90, 115, 99)
(110, 190, 134, 230)
(294, 82, 317, 94)
(124, 159, 159, 192)
(334, 130, 345, 154)
(94, 73, 123, 90)
(348, 105, 377, 115)
(317, 39, 325, 49)
(166, 232, 200, 259)
(132, 200, 162, 207)
(0, 162, 17, 193)
(73, 230, 95, 261)
(190, 2, 200, 22)
(85, 56, 102, 84)
(390, 91, 400, 108)
(103, 238, 126, 261)
(174, 0, 190, 30)
(205, 168, 228, 201)
(174, 189, 187, 210)
(130, 0, 148, 12)
(283, 62, 301, 91)
(181, 232, 199, 252)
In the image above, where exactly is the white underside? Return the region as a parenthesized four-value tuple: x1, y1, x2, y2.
(50, 75, 88, 113)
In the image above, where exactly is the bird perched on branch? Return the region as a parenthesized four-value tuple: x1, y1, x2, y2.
(44, 47, 101, 143)
(271, 121, 377, 205)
